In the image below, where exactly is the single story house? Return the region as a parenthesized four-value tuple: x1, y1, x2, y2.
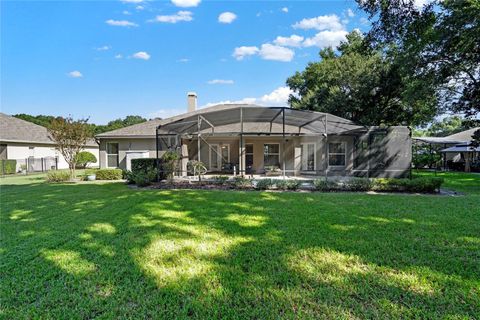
(96, 93, 411, 178)
(0, 113, 99, 172)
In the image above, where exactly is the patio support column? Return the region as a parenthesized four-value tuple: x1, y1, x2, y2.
(181, 142, 188, 177)
(294, 143, 301, 176)
(155, 126, 160, 182)
(239, 107, 245, 176)
(282, 107, 286, 178)
(197, 115, 201, 167)
(324, 114, 329, 179)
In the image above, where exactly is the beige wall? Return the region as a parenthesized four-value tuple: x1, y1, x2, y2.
(99, 138, 156, 170)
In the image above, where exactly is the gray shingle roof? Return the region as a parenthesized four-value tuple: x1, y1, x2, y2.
(413, 127, 479, 144)
(0, 113, 97, 147)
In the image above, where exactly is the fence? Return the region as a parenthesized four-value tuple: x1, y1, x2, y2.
(1, 157, 58, 175)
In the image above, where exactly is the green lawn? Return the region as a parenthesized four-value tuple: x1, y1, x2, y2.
(1, 173, 479, 319)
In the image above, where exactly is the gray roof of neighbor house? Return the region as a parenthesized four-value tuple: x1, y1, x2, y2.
(413, 127, 480, 145)
(0, 113, 98, 147)
(441, 144, 480, 153)
(96, 104, 366, 138)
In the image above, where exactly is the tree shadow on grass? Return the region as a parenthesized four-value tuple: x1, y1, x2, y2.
(1, 182, 479, 318)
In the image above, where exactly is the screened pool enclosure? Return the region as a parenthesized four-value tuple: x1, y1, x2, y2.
(155, 105, 412, 178)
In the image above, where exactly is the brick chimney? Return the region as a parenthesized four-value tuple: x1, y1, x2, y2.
(187, 92, 197, 113)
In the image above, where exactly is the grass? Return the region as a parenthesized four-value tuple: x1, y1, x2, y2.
(1, 172, 479, 319)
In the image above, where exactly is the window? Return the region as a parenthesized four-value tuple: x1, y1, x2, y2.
(301, 143, 315, 171)
(106, 143, 119, 168)
(264, 144, 280, 167)
(328, 142, 346, 166)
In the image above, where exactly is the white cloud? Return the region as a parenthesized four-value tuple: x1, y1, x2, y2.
(218, 12, 237, 24)
(259, 86, 293, 104)
(273, 35, 304, 47)
(303, 30, 348, 48)
(132, 51, 150, 60)
(346, 8, 355, 18)
(95, 45, 111, 51)
(177, 58, 190, 62)
(136, 5, 144, 10)
(105, 19, 138, 27)
(115, 54, 123, 59)
(154, 11, 193, 23)
(233, 43, 294, 62)
(292, 14, 343, 31)
(207, 79, 234, 85)
(171, 0, 201, 7)
(121, 0, 143, 3)
(413, 0, 434, 8)
(281, 7, 288, 13)
(67, 71, 83, 78)
(232, 46, 259, 60)
(259, 44, 294, 62)
(123, 10, 131, 15)
(201, 86, 293, 108)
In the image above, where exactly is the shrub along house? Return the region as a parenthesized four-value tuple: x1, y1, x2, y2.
(96, 93, 412, 178)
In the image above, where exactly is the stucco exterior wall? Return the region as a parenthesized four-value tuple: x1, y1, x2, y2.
(99, 138, 156, 170)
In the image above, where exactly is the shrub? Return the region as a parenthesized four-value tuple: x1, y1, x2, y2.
(276, 179, 301, 190)
(255, 179, 273, 190)
(313, 178, 338, 191)
(232, 176, 252, 189)
(131, 158, 162, 181)
(122, 170, 135, 184)
(372, 177, 444, 193)
(0, 160, 16, 175)
(75, 151, 97, 168)
(343, 178, 373, 191)
(46, 170, 70, 183)
(95, 169, 123, 180)
(212, 175, 229, 185)
(131, 169, 157, 187)
(408, 177, 444, 193)
(162, 151, 180, 179)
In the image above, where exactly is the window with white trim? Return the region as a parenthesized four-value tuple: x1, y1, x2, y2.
(328, 142, 346, 166)
(106, 142, 119, 168)
(263, 144, 280, 167)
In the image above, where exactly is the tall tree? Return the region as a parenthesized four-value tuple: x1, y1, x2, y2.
(48, 117, 92, 180)
(415, 116, 475, 137)
(286, 30, 437, 126)
(357, 0, 480, 119)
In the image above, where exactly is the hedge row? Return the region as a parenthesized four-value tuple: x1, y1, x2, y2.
(313, 177, 444, 193)
(95, 169, 123, 180)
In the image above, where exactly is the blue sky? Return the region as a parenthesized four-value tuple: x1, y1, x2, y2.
(1, 0, 372, 124)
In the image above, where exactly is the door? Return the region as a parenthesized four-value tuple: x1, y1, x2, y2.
(209, 144, 230, 171)
(301, 143, 315, 171)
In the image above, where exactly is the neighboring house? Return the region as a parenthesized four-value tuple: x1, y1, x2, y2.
(0, 113, 99, 172)
(414, 127, 480, 171)
(96, 93, 411, 178)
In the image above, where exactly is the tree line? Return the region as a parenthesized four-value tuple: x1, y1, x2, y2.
(14, 114, 148, 135)
(287, 0, 479, 133)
